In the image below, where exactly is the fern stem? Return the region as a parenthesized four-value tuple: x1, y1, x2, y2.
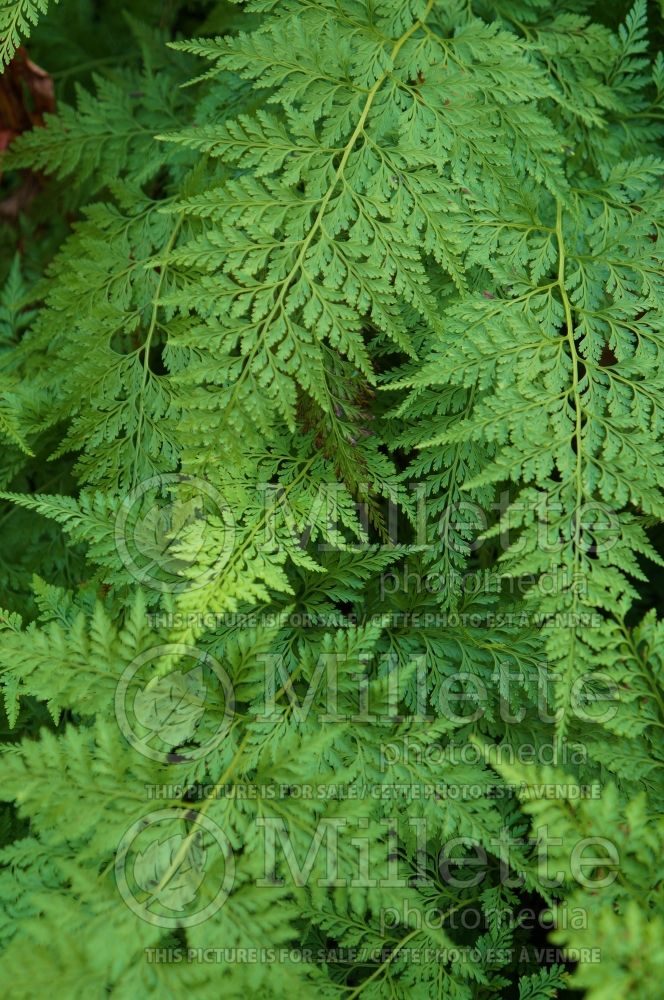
(130, 213, 184, 489)
(344, 929, 420, 998)
(142, 729, 252, 907)
(555, 200, 584, 749)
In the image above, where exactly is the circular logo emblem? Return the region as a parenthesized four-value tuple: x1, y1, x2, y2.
(115, 474, 235, 593)
(115, 807, 235, 928)
(115, 644, 235, 763)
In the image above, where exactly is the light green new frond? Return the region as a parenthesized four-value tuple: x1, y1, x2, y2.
(518, 966, 568, 1000)
(0, 0, 56, 67)
(0, 592, 152, 723)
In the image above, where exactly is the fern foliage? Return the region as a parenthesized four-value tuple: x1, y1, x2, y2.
(0, 0, 663, 997)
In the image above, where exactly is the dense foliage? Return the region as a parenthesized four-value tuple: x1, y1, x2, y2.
(0, 1, 663, 997)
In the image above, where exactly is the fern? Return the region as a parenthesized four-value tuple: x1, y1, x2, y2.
(0, 0, 663, 997)
(0, 0, 57, 67)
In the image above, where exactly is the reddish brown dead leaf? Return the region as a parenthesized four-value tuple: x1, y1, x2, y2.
(0, 46, 55, 218)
